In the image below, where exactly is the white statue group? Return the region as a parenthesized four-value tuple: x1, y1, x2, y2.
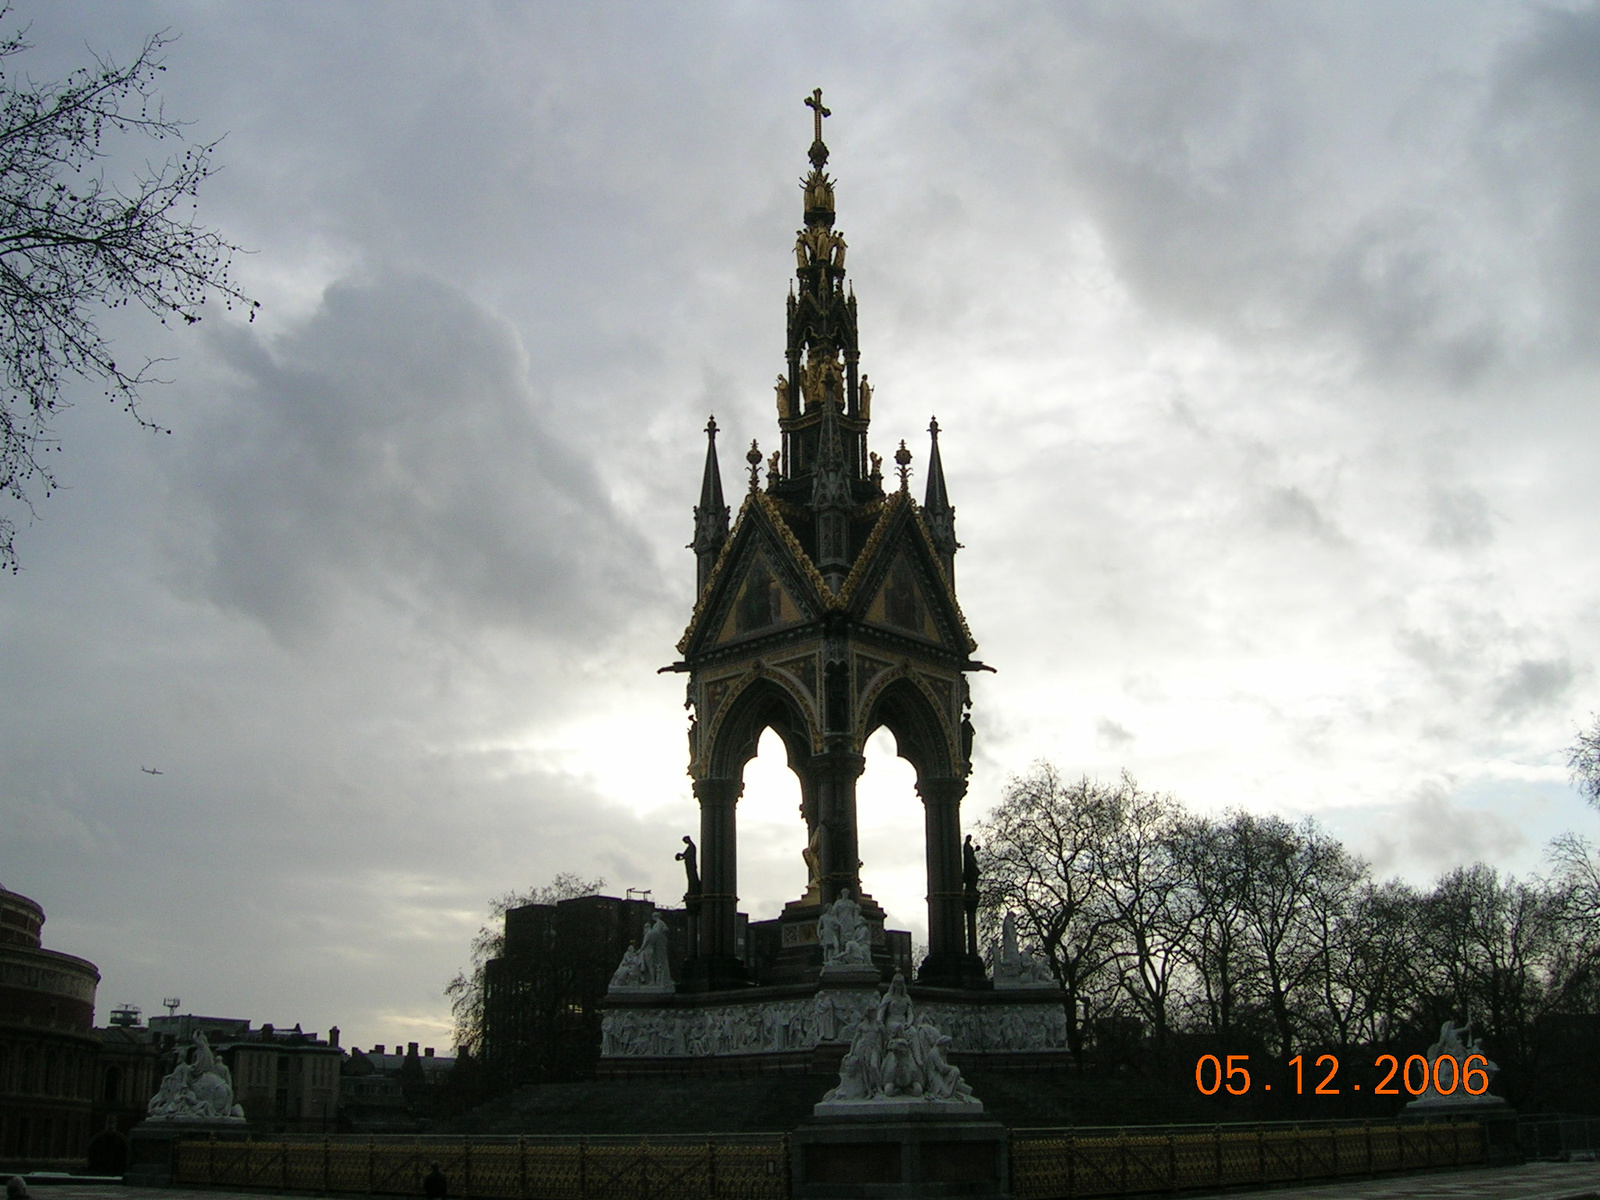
(608, 913, 674, 991)
(821, 973, 978, 1107)
(991, 911, 1053, 988)
(818, 889, 872, 967)
(1411, 1019, 1501, 1105)
(146, 1032, 246, 1123)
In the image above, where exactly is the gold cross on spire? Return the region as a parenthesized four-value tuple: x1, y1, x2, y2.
(805, 88, 831, 144)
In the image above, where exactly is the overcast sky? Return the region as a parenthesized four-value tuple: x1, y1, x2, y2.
(3, 1, 1599, 1054)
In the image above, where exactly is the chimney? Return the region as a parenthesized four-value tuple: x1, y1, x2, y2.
(373, 1044, 385, 1056)
(260, 1023, 274, 1041)
(328, 1025, 340, 1048)
(424, 1047, 434, 1058)
(407, 1042, 419, 1058)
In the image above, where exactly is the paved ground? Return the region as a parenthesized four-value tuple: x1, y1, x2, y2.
(1183, 1160, 1600, 1200)
(6, 1159, 1600, 1199)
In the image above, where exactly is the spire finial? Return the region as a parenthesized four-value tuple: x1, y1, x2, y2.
(706, 414, 719, 439)
(747, 439, 763, 492)
(895, 439, 912, 491)
(805, 88, 831, 168)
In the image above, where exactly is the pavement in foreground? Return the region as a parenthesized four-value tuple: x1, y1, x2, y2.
(6, 1159, 1599, 1200)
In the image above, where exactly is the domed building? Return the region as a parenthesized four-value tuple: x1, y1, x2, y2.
(0, 880, 102, 1164)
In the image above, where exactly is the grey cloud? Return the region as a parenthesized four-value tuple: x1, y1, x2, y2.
(968, 3, 1591, 389)
(1492, 657, 1575, 721)
(1259, 485, 1344, 545)
(169, 273, 660, 643)
(1362, 780, 1528, 877)
(1489, 5, 1600, 349)
(1096, 717, 1136, 750)
(1394, 604, 1577, 729)
(1426, 486, 1494, 549)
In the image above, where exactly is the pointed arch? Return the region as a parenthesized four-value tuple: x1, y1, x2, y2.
(860, 672, 958, 782)
(704, 672, 815, 781)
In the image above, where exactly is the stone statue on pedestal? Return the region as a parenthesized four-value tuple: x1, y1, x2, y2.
(146, 1032, 245, 1123)
(676, 836, 700, 903)
(608, 913, 675, 994)
(992, 911, 1055, 989)
(818, 888, 872, 966)
(817, 972, 980, 1113)
(1405, 1019, 1506, 1110)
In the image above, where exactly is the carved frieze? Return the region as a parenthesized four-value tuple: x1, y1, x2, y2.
(600, 992, 1069, 1058)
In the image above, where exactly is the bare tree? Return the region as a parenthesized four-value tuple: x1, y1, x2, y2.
(0, 19, 255, 570)
(1172, 813, 1261, 1042)
(1097, 780, 1198, 1061)
(1310, 878, 1423, 1048)
(1229, 812, 1363, 1058)
(977, 764, 1124, 1062)
(1418, 864, 1559, 1067)
(1570, 717, 1600, 810)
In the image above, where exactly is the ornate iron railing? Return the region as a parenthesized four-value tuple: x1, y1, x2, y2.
(173, 1118, 1493, 1200)
(1010, 1119, 1485, 1199)
(173, 1133, 791, 1200)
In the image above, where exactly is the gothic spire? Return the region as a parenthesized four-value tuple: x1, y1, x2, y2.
(692, 415, 729, 595)
(924, 416, 959, 579)
(775, 89, 870, 512)
(812, 391, 851, 591)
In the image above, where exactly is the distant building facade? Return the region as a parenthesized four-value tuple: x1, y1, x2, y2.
(340, 1041, 454, 1131)
(0, 882, 102, 1163)
(92, 1006, 161, 1136)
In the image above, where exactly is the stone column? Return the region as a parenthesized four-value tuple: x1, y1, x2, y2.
(812, 751, 865, 905)
(682, 776, 747, 990)
(916, 776, 988, 989)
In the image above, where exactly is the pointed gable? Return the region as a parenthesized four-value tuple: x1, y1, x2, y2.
(840, 491, 977, 655)
(678, 491, 829, 656)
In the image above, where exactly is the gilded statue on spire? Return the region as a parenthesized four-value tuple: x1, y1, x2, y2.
(800, 344, 845, 411)
(795, 224, 846, 272)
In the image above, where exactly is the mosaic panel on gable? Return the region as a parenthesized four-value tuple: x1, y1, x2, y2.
(716, 550, 805, 645)
(864, 551, 940, 643)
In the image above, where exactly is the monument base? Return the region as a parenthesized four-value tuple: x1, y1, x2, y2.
(814, 1098, 984, 1118)
(817, 964, 881, 985)
(125, 1120, 249, 1186)
(792, 1112, 1008, 1199)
